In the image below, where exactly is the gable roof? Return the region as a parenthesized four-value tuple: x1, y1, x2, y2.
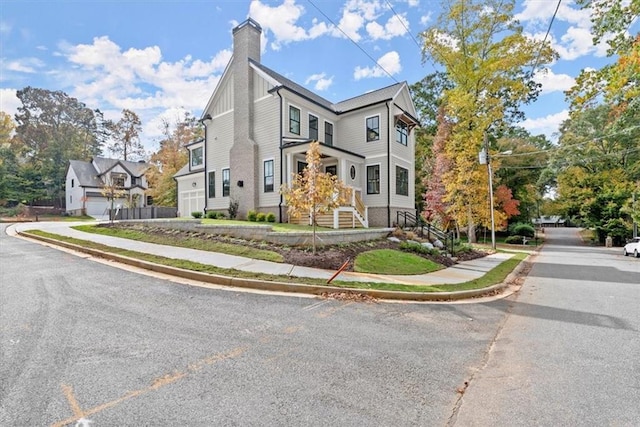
(250, 58, 408, 115)
(68, 160, 103, 188)
(92, 157, 149, 177)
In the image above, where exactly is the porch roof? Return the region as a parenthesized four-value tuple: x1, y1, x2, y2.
(281, 139, 365, 161)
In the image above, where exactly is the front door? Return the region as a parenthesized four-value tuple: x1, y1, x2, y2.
(325, 165, 337, 175)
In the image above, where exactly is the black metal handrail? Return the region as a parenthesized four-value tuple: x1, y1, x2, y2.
(396, 211, 455, 254)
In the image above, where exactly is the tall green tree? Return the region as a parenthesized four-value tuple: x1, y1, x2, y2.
(420, 0, 555, 241)
(13, 87, 104, 205)
(106, 109, 144, 161)
(146, 113, 202, 206)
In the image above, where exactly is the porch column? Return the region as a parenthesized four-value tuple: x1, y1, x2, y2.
(285, 153, 293, 185)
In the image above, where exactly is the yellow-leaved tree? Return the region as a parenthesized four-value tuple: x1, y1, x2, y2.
(420, 0, 556, 242)
(281, 141, 348, 253)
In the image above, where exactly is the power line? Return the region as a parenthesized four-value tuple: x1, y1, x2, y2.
(531, 0, 562, 76)
(306, 0, 400, 83)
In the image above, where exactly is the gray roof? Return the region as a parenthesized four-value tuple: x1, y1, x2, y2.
(69, 157, 150, 187)
(173, 163, 202, 178)
(68, 160, 103, 187)
(250, 58, 406, 114)
(92, 157, 149, 177)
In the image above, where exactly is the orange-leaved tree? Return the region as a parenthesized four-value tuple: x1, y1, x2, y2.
(281, 141, 348, 253)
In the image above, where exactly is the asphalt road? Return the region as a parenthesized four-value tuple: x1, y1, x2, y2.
(454, 227, 640, 426)
(1, 223, 509, 426)
(1, 224, 638, 426)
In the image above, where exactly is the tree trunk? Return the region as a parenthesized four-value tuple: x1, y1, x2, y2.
(467, 205, 477, 243)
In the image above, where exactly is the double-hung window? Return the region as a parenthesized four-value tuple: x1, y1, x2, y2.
(309, 115, 318, 140)
(324, 122, 333, 146)
(289, 106, 300, 135)
(395, 166, 408, 196)
(264, 159, 274, 193)
(366, 116, 379, 142)
(367, 165, 380, 194)
(396, 120, 408, 146)
(222, 168, 230, 197)
(111, 172, 126, 188)
(208, 171, 215, 198)
(191, 146, 203, 167)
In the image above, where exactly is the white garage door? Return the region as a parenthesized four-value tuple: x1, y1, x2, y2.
(86, 198, 109, 217)
(179, 190, 204, 217)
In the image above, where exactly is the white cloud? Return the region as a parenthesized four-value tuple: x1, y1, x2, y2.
(248, 0, 331, 50)
(520, 110, 569, 141)
(534, 68, 576, 94)
(516, 0, 591, 29)
(0, 21, 11, 35)
(366, 13, 409, 40)
(420, 12, 433, 26)
(354, 51, 401, 80)
(59, 36, 228, 111)
(0, 88, 20, 116)
(305, 73, 333, 91)
(4, 58, 45, 73)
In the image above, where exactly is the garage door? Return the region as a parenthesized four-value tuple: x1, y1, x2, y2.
(86, 198, 109, 217)
(179, 190, 204, 217)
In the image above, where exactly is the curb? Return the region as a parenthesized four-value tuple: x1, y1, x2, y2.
(16, 230, 530, 302)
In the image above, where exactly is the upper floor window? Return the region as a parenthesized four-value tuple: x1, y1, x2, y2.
(222, 168, 230, 197)
(367, 165, 380, 194)
(264, 159, 274, 193)
(208, 171, 215, 198)
(110, 172, 126, 188)
(396, 120, 408, 146)
(395, 166, 408, 196)
(324, 122, 333, 146)
(366, 116, 380, 142)
(309, 114, 318, 140)
(71, 179, 74, 188)
(191, 146, 204, 167)
(289, 106, 300, 135)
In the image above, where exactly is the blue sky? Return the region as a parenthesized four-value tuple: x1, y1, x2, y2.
(1, 0, 629, 153)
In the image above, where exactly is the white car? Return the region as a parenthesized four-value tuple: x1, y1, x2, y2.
(623, 237, 640, 258)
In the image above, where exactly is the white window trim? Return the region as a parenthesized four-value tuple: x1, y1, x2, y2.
(308, 113, 319, 141)
(323, 119, 335, 145)
(263, 158, 275, 193)
(366, 162, 382, 195)
(288, 103, 302, 135)
(365, 114, 380, 142)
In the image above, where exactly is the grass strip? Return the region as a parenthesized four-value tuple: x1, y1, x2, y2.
(24, 230, 525, 294)
(72, 224, 283, 263)
(355, 249, 443, 274)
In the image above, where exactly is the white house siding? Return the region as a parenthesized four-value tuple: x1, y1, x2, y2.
(206, 110, 233, 212)
(253, 92, 281, 210)
(176, 173, 204, 217)
(281, 92, 338, 145)
(65, 168, 85, 214)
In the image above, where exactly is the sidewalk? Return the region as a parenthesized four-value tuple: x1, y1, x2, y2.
(9, 221, 516, 287)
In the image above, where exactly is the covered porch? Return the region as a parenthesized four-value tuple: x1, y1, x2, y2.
(282, 139, 368, 229)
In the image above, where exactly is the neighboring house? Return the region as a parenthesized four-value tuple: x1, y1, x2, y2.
(175, 18, 419, 228)
(66, 157, 150, 217)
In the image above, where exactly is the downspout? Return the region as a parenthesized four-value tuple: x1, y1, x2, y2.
(276, 87, 284, 223)
(386, 102, 391, 228)
(203, 125, 208, 215)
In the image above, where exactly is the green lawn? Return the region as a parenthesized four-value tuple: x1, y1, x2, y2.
(72, 224, 284, 262)
(354, 249, 444, 275)
(22, 229, 525, 294)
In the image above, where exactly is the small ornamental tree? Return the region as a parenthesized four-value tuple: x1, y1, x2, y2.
(100, 177, 126, 223)
(281, 141, 348, 253)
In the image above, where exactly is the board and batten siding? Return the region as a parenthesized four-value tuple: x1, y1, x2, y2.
(253, 91, 281, 208)
(206, 110, 233, 211)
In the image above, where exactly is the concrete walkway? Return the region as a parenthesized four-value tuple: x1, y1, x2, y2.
(8, 221, 516, 286)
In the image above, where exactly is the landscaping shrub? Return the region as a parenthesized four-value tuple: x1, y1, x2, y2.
(228, 199, 239, 219)
(509, 222, 535, 238)
(247, 210, 258, 222)
(400, 240, 441, 256)
(266, 212, 276, 222)
(505, 235, 525, 244)
(191, 211, 203, 219)
(256, 212, 267, 222)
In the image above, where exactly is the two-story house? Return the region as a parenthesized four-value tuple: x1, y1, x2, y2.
(175, 18, 419, 228)
(66, 157, 150, 217)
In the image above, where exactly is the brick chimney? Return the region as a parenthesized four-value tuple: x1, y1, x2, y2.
(230, 18, 261, 219)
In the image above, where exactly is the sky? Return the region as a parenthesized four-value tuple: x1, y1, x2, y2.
(0, 0, 630, 155)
